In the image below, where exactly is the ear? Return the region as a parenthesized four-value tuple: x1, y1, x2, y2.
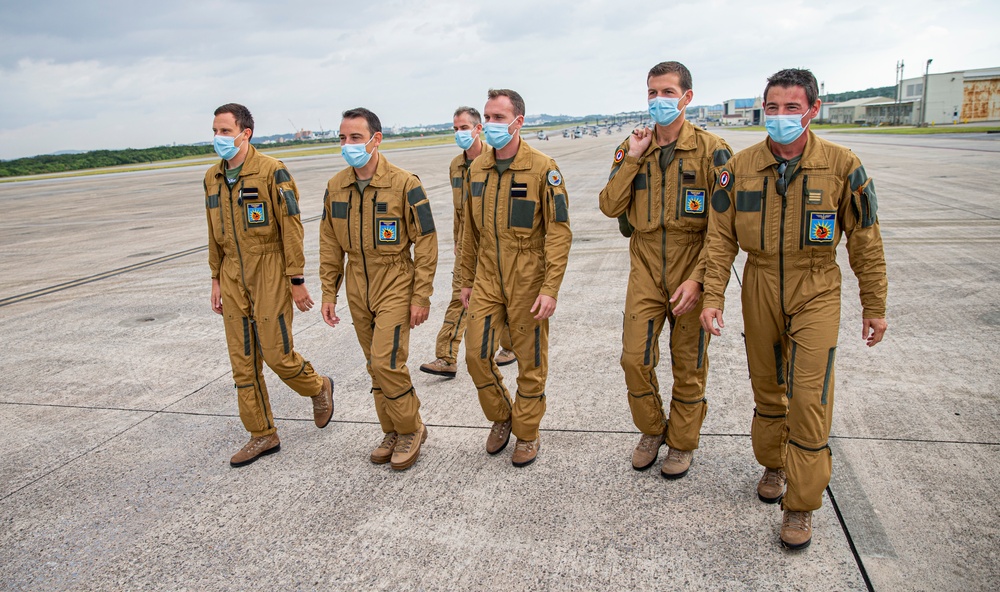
(372, 131, 383, 147)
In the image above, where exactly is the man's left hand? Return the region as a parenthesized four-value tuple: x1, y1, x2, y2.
(291, 283, 314, 312)
(863, 318, 887, 347)
(410, 305, 430, 328)
(669, 279, 703, 316)
(531, 294, 557, 320)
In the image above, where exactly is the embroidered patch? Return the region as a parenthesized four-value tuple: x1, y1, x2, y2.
(808, 212, 836, 243)
(378, 219, 399, 243)
(807, 189, 824, 205)
(547, 169, 562, 186)
(684, 189, 706, 215)
(719, 170, 731, 188)
(376, 202, 388, 214)
(246, 202, 267, 225)
(614, 148, 625, 164)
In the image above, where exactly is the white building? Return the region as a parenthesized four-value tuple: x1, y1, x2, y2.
(868, 66, 1000, 126)
(828, 97, 894, 124)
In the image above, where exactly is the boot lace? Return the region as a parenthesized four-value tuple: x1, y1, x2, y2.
(784, 511, 811, 532)
(637, 433, 662, 454)
(396, 432, 416, 453)
(378, 432, 398, 450)
(761, 468, 786, 488)
(515, 439, 537, 453)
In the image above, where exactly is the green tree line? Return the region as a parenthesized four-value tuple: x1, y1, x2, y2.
(0, 144, 218, 177)
(823, 86, 897, 103)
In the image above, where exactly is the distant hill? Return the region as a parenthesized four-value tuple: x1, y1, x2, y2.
(823, 86, 897, 103)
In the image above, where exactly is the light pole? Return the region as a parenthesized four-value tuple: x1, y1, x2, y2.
(895, 59, 904, 125)
(920, 58, 933, 126)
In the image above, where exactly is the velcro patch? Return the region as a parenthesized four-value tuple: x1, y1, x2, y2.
(378, 219, 400, 243)
(274, 168, 292, 184)
(246, 202, 267, 225)
(376, 202, 388, 214)
(684, 189, 707, 215)
(547, 169, 562, 186)
(808, 212, 836, 244)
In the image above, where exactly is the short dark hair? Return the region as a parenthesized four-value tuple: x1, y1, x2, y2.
(454, 106, 482, 126)
(764, 68, 819, 107)
(647, 61, 692, 92)
(342, 107, 382, 135)
(487, 89, 525, 117)
(214, 103, 254, 133)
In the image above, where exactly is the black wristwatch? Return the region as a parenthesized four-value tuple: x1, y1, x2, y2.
(290, 277, 305, 286)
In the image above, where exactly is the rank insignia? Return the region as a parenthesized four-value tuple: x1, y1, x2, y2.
(808, 212, 836, 243)
(684, 189, 706, 215)
(719, 170, 731, 188)
(547, 170, 562, 186)
(614, 148, 625, 164)
(378, 219, 399, 243)
(246, 202, 267, 225)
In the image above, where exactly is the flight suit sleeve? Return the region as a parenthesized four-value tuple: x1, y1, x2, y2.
(318, 187, 345, 305)
(204, 175, 222, 279)
(598, 139, 639, 218)
(404, 177, 438, 308)
(689, 139, 734, 286)
(459, 174, 481, 289)
(272, 164, 306, 277)
(840, 159, 888, 318)
(702, 162, 740, 311)
(541, 162, 572, 299)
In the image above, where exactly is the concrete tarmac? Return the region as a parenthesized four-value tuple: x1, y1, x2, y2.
(1, 127, 998, 591)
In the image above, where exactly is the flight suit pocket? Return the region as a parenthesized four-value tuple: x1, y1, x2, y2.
(470, 177, 486, 229)
(631, 164, 656, 231)
(206, 193, 224, 243)
(510, 198, 535, 229)
(735, 190, 764, 251)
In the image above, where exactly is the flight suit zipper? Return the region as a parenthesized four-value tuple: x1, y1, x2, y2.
(761, 177, 768, 251)
(660, 160, 669, 298)
(778, 172, 788, 316)
(346, 191, 353, 248)
(675, 158, 684, 220)
(371, 191, 379, 250)
(225, 176, 272, 431)
(358, 188, 371, 308)
(492, 171, 509, 303)
(646, 162, 652, 223)
(799, 175, 809, 250)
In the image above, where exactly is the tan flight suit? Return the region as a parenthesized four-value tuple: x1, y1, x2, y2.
(319, 154, 438, 435)
(204, 145, 325, 437)
(434, 150, 513, 363)
(599, 121, 733, 451)
(460, 140, 572, 441)
(702, 130, 887, 511)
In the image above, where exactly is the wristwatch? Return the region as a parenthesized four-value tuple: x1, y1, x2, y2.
(290, 277, 305, 286)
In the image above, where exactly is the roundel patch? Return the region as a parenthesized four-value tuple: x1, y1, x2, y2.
(719, 170, 731, 188)
(547, 169, 562, 186)
(614, 148, 625, 163)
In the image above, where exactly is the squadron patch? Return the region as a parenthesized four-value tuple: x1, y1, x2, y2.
(245, 202, 267, 225)
(547, 169, 562, 186)
(378, 219, 399, 243)
(614, 148, 625, 164)
(684, 189, 706, 215)
(808, 212, 836, 244)
(719, 170, 731, 189)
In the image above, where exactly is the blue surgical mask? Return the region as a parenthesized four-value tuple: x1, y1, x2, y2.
(765, 113, 809, 145)
(214, 131, 243, 161)
(648, 97, 682, 126)
(342, 135, 376, 168)
(455, 129, 477, 151)
(483, 119, 517, 149)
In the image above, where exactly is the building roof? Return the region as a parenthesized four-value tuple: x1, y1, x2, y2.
(829, 96, 895, 110)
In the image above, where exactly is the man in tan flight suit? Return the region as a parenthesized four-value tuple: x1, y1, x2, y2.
(599, 61, 733, 479)
(700, 69, 888, 549)
(420, 106, 516, 379)
(205, 103, 333, 468)
(460, 89, 572, 467)
(320, 107, 438, 471)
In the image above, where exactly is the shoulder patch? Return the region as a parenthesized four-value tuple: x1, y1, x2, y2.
(614, 148, 625, 164)
(547, 169, 562, 187)
(407, 185, 427, 205)
(718, 169, 731, 189)
(274, 168, 292, 184)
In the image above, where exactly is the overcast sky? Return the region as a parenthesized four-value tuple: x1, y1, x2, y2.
(1, 0, 998, 159)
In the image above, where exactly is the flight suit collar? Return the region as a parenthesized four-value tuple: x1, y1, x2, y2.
(475, 137, 534, 172)
(640, 119, 697, 159)
(336, 151, 391, 188)
(209, 144, 261, 179)
(752, 129, 828, 172)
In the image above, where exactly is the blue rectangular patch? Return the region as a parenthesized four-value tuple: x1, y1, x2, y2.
(378, 219, 399, 244)
(246, 202, 267, 225)
(684, 189, 706, 215)
(808, 212, 836, 244)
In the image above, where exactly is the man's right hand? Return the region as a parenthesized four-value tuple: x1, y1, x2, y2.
(628, 127, 653, 157)
(322, 303, 340, 327)
(700, 307, 725, 336)
(460, 287, 472, 309)
(211, 278, 223, 315)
